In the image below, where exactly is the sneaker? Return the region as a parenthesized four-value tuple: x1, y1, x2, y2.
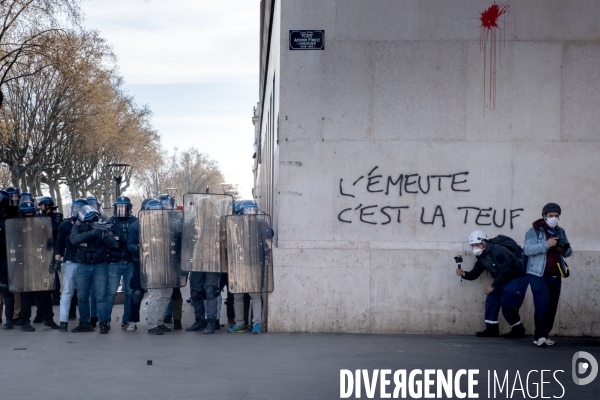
(59, 322, 68, 332)
(185, 319, 207, 332)
(44, 320, 60, 329)
(158, 324, 172, 332)
(71, 323, 94, 333)
(534, 338, 555, 347)
(126, 322, 137, 332)
(121, 322, 128, 329)
(163, 315, 173, 323)
(251, 323, 261, 334)
(3, 320, 13, 330)
(20, 323, 35, 332)
(173, 319, 182, 330)
(99, 322, 109, 334)
(535, 337, 548, 347)
(32, 315, 44, 324)
(227, 323, 248, 333)
(148, 327, 164, 335)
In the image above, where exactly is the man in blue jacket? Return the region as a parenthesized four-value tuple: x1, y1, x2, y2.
(524, 203, 572, 347)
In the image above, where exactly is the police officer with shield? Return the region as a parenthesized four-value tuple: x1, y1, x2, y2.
(104, 196, 137, 329)
(15, 201, 59, 331)
(0, 190, 18, 329)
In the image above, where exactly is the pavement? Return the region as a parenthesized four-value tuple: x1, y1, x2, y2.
(1, 293, 599, 400)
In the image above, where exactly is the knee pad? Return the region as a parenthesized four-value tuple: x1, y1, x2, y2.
(190, 290, 206, 303)
(171, 287, 182, 300)
(132, 289, 144, 305)
(205, 285, 218, 301)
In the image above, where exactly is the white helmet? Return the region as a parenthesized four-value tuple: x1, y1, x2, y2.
(468, 230, 488, 245)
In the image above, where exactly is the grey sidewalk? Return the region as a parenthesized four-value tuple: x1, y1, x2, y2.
(1, 299, 599, 399)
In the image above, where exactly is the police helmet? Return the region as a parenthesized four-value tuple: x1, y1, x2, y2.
(157, 194, 174, 210)
(70, 198, 89, 219)
(113, 196, 132, 218)
(140, 198, 154, 212)
(18, 201, 36, 216)
(5, 186, 20, 207)
(38, 196, 56, 209)
(19, 192, 35, 205)
(144, 199, 163, 210)
(86, 196, 101, 211)
(0, 190, 10, 209)
(78, 205, 99, 223)
(237, 199, 258, 215)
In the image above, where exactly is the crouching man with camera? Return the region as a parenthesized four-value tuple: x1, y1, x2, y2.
(524, 203, 572, 348)
(456, 230, 529, 338)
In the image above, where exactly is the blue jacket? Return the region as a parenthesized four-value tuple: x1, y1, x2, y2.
(524, 223, 572, 277)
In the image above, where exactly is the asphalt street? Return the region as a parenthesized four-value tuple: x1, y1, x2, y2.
(1, 295, 599, 400)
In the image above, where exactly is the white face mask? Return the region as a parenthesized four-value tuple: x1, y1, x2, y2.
(472, 247, 483, 256)
(545, 217, 559, 228)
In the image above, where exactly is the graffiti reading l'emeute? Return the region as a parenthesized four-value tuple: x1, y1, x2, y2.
(338, 166, 523, 228)
(479, 2, 510, 113)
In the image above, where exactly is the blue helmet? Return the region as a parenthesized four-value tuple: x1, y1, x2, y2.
(38, 196, 56, 209)
(19, 192, 35, 205)
(0, 190, 10, 209)
(77, 205, 99, 223)
(234, 199, 258, 215)
(71, 198, 89, 219)
(113, 196, 132, 218)
(157, 194, 174, 210)
(18, 201, 36, 216)
(86, 196, 101, 211)
(5, 186, 20, 207)
(144, 199, 163, 210)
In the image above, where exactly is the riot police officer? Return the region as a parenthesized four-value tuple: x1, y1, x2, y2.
(70, 205, 119, 334)
(104, 196, 137, 329)
(54, 198, 88, 332)
(37, 196, 63, 312)
(0, 190, 17, 329)
(16, 201, 59, 331)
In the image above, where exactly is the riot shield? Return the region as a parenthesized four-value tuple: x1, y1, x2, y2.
(181, 193, 233, 272)
(226, 214, 274, 294)
(5, 217, 55, 292)
(139, 209, 186, 289)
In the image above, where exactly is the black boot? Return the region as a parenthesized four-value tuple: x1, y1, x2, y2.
(173, 319, 182, 330)
(44, 320, 59, 329)
(476, 323, 499, 337)
(163, 315, 173, 323)
(203, 317, 216, 334)
(89, 317, 98, 328)
(185, 318, 206, 332)
(99, 322, 109, 334)
(59, 322, 68, 332)
(215, 319, 221, 330)
(502, 323, 526, 339)
(71, 323, 94, 332)
(20, 322, 36, 332)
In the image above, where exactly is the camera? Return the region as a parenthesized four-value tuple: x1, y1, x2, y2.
(556, 238, 570, 251)
(454, 255, 463, 269)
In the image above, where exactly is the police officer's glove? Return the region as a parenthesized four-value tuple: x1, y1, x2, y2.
(102, 233, 119, 249)
(91, 228, 104, 238)
(50, 260, 62, 274)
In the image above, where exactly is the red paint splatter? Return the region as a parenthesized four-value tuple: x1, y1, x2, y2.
(479, 2, 509, 112)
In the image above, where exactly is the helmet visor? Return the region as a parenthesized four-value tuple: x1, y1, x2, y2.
(71, 203, 84, 218)
(115, 203, 131, 218)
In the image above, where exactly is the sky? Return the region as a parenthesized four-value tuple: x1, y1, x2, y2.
(80, 0, 260, 198)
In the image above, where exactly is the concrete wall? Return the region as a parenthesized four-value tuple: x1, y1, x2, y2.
(257, 0, 600, 335)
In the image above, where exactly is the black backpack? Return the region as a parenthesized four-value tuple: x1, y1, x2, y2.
(487, 235, 526, 274)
